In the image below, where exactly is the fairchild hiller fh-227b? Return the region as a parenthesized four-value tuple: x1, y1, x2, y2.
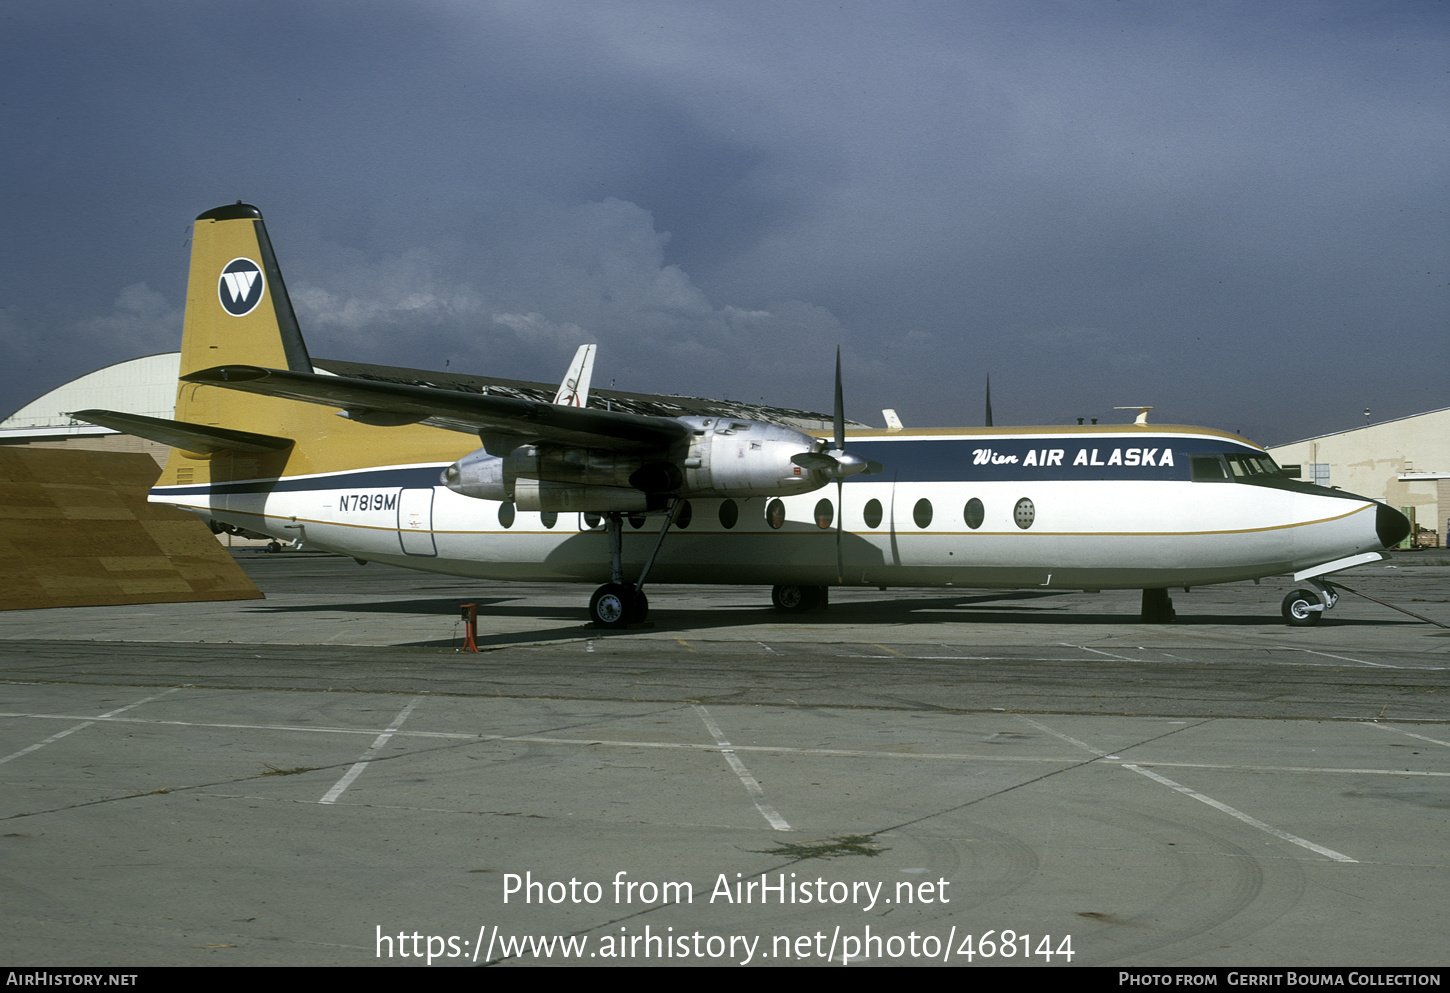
(76, 204, 1409, 627)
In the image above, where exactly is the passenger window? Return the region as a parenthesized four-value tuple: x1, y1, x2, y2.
(815, 499, 834, 530)
(628, 512, 646, 529)
(498, 502, 516, 529)
(863, 498, 883, 529)
(541, 511, 557, 529)
(913, 498, 932, 529)
(674, 500, 692, 530)
(718, 499, 738, 529)
(766, 498, 786, 529)
(964, 498, 984, 529)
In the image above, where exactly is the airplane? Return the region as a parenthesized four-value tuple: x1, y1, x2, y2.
(75, 203, 1410, 629)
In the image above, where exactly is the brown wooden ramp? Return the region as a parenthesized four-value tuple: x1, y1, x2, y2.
(0, 448, 262, 609)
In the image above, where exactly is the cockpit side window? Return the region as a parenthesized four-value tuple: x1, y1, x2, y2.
(1190, 455, 1229, 481)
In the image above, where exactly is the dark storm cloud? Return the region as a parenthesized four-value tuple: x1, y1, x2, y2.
(1, 1, 1444, 444)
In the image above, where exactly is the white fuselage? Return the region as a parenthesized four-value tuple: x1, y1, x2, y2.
(152, 428, 1392, 592)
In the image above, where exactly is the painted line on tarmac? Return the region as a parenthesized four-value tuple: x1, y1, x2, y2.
(1017, 714, 1115, 758)
(1286, 648, 1397, 668)
(693, 704, 791, 832)
(319, 696, 424, 804)
(1060, 642, 1144, 662)
(0, 689, 178, 768)
(5, 709, 1441, 777)
(1361, 722, 1450, 748)
(1124, 763, 1357, 863)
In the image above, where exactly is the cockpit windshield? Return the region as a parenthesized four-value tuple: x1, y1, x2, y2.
(1225, 454, 1281, 478)
(1191, 452, 1282, 482)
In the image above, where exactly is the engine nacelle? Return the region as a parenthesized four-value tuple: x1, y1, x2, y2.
(440, 416, 828, 508)
(679, 417, 823, 496)
(441, 448, 509, 500)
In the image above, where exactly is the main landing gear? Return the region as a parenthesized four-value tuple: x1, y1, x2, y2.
(771, 584, 830, 612)
(1282, 580, 1338, 627)
(1140, 588, 1176, 623)
(587, 504, 674, 629)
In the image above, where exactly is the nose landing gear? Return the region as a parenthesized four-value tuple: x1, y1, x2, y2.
(1282, 580, 1338, 626)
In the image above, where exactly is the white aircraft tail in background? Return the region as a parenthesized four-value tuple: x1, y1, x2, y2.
(552, 344, 596, 407)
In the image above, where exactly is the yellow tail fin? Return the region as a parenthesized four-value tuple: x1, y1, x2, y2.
(157, 203, 465, 490)
(162, 203, 316, 485)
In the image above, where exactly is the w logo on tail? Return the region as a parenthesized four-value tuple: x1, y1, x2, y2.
(218, 258, 265, 316)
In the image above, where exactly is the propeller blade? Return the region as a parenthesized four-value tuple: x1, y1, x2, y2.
(835, 476, 844, 584)
(833, 346, 845, 454)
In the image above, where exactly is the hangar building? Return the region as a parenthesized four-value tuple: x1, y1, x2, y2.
(1267, 408, 1450, 550)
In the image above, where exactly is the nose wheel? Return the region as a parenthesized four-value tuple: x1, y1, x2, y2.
(1282, 588, 1323, 626)
(1282, 580, 1337, 626)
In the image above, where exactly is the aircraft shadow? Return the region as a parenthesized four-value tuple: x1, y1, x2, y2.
(343, 589, 1416, 651)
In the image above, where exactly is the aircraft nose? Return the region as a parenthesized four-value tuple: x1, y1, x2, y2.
(1376, 503, 1411, 548)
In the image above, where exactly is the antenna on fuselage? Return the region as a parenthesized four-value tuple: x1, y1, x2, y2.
(985, 375, 993, 427)
(1115, 406, 1154, 426)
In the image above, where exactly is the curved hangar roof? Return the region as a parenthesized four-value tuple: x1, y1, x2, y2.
(0, 353, 182, 442)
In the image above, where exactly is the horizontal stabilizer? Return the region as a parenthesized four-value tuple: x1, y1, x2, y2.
(71, 409, 294, 455)
(183, 365, 693, 452)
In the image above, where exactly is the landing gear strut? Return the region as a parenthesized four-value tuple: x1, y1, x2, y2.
(771, 584, 829, 612)
(588, 503, 674, 629)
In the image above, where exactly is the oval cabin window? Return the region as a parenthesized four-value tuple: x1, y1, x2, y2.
(766, 498, 786, 530)
(913, 498, 933, 529)
(814, 499, 834, 530)
(964, 498, 984, 530)
(863, 498, 883, 529)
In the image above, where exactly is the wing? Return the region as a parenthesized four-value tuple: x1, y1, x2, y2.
(182, 365, 693, 454)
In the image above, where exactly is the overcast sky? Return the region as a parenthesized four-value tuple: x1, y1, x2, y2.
(2, 1, 1444, 445)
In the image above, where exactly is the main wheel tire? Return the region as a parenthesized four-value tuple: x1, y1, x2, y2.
(630, 590, 649, 623)
(771, 584, 807, 611)
(590, 583, 635, 628)
(1282, 589, 1322, 626)
(772, 585, 828, 612)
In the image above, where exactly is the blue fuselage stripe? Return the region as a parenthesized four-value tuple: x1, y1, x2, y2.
(843, 436, 1251, 482)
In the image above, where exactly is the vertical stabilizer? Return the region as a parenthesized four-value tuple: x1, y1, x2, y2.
(180, 203, 312, 381)
(553, 343, 597, 406)
(157, 203, 467, 491)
